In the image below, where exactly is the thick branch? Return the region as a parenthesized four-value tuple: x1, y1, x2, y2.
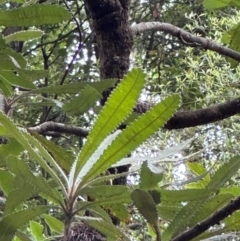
(165, 97, 240, 129)
(172, 195, 240, 241)
(29, 97, 240, 136)
(131, 22, 240, 62)
(28, 122, 88, 137)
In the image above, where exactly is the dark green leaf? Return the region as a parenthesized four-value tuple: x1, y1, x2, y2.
(131, 189, 158, 225)
(0, 5, 71, 27)
(63, 85, 102, 115)
(139, 161, 163, 190)
(0, 206, 49, 241)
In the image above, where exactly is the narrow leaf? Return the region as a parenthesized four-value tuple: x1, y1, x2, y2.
(0, 170, 14, 195)
(4, 176, 36, 216)
(0, 71, 36, 89)
(42, 214, 64, 234)
(0, 112, 67, 195)
(63, 85, 102, 115)
(31, 132, 73, 173)
(30, 221, 45, 241)
(84, 217, 130, 241)
(131, 189, 158, 225)
(207, 156, 240, 189)
(32, 79, 117, 95)
(81, 94, 179, 185)
(7, 156, 63, 204)
(0, 206, 49, 241)
(203, 0, 230, 9)
(4, 30, 44, 43)
(160, 189, 215, 202)
(0, 5, 71, 27)
(139, 161, 163, 190)
(72, 68, 145, 185)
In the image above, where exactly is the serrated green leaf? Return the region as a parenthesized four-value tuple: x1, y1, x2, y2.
(148, 190, 161, 204)
(223, 210, 240, 231)
(32, 79, 117, 95)
(71, 68, 145, 185)
(139, 161, 163, 190)
(4, 30, 43, 43)
(18, 69, 48, 82)
(108, 204, 130, 222)
(79, 190, 131, 210)
(4, 176, 35, 216)
(220, 186, 240, 196)
(0, 138, 23, 167)
(74, 130, 121, 184)
(0, 34, 9, 49)
(16, 230, 34, 241)
(160, 189, 215, 202)
(186, 162, 210, 188)
(131, 189, 158, 225)
(203, 0, 230, 9)
(0, 71, 36, 89)
(207, 156, 240, 189)
(0, 52, 23, 69)
(224, 23, 240, 67)
(157, 203, 182, 222)
(42, 214, 64, 234)
(7, 156, 63, 204)
(30, 132, 73, 173)
(84, 217, 130, 241)
(79, 185, 129, 199)
(86, 172, 129, 186)
(0, 113, 67, 195)
(4, 48, 27, 69)
(30, 221, 45, 241)
(87, 206, 112, 222)
(63, 85, 102, 115)
(0, 206, 50, 241)
(0, 79, 12, 96)
(191, 194, 233, 225)
(0, 5, 71, 27)
(81, 94, 179, 185)
(162, 200, 203, 241)
(0, 169, 14, 195)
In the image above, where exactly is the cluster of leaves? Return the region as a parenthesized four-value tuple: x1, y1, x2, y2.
(1, 0, 240, 241)
(0, 66, 180, 241)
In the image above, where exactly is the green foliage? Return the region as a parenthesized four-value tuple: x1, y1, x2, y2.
(32, 79, 118, 95)
(0, 5, 70, 27)
(42, 214, 64, 234)
(0, 206, 50, 241)
(30, 221, 45, 241)
(71, 68, 146, 185)
(63, 85, 102, 115)
(139, 161, 163, 190)
(4, 30, 44, 43)
(131, 189, 158, 225)
(0, 1, 240, 240)
(0, 68, 180, 240)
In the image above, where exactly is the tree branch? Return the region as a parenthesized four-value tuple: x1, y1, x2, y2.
(131, 22, 240, 62)
(28, 122, 88, 137)
(164, 97, 240, 129)
(28, 97, 240, 136)
(172, 195, 240, 241)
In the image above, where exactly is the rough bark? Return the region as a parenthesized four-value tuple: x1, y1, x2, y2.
(84, 0, 133, 79)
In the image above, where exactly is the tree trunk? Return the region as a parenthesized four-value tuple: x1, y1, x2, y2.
(84, 0, 133, 80)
